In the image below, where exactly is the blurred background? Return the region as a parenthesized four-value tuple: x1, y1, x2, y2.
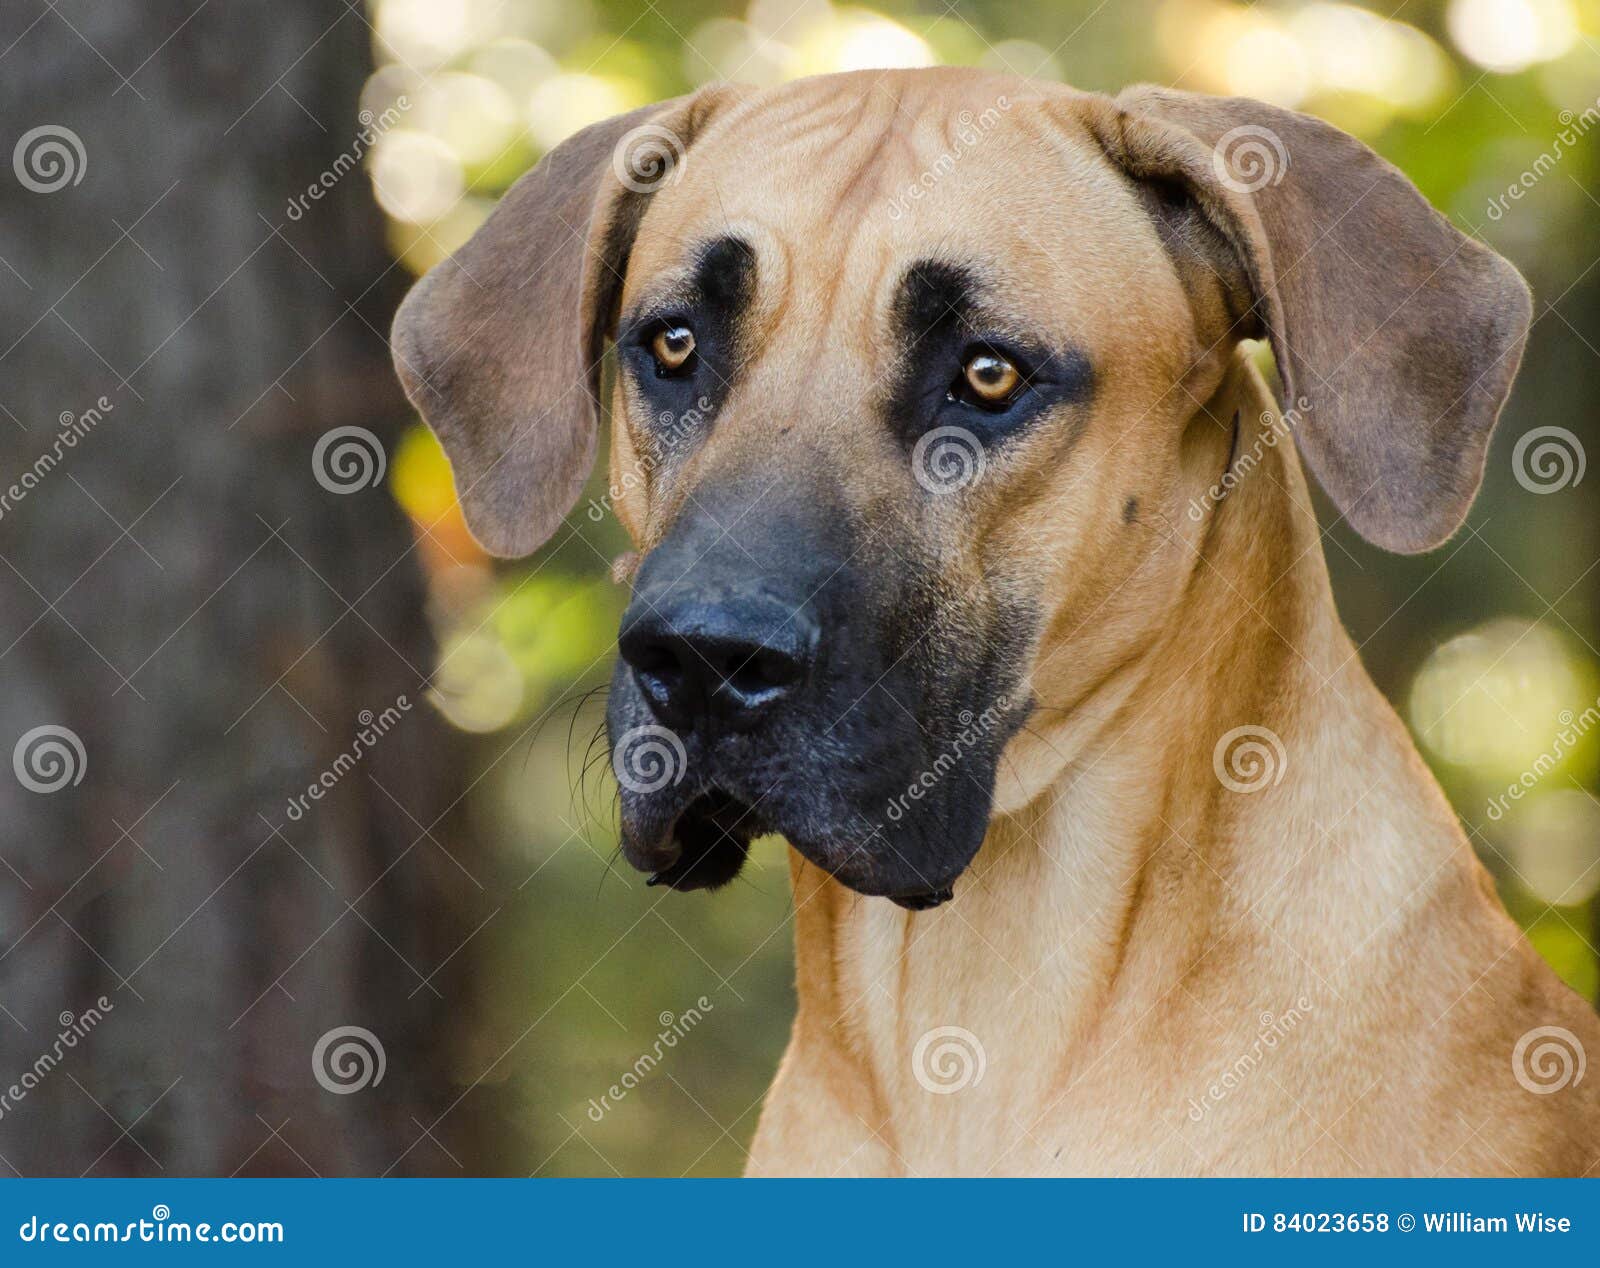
(0, 0, 1596, 1177)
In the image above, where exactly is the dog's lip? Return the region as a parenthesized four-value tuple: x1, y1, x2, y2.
(614, 751, 976, 906)
(626, 786, 763, 892)
(779, 821, 963, 909)
(887, 886, 955, 911)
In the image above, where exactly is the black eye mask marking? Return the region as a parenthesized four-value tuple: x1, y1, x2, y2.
(885, 258, 1094, 450)
(619, 235, 757, 445)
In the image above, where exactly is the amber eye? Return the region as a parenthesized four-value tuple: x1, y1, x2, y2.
(650, 325, 696, 374)
(962, 351, 1021, 404)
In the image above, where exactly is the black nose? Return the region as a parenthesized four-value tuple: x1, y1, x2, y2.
(618, 593, 816, 731)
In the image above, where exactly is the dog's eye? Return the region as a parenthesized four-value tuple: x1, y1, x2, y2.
(952, 350, 1022, 410)
(650, 325, 697, 376)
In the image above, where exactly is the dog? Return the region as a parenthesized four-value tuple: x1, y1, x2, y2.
(392, 67, 1600, 1176)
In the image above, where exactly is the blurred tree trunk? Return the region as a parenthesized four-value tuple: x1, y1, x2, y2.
(0, 1, 481, 1174)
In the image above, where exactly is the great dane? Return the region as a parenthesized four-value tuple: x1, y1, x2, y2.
(392, 67, 1600, 1176)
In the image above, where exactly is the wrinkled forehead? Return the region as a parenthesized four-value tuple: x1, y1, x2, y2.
(620, 73, 1153, 326)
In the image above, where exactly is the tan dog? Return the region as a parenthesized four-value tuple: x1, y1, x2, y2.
(393, 67, 1600, 1176)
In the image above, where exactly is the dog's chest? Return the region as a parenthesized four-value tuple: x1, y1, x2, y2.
(830, 883, 1127, 1172)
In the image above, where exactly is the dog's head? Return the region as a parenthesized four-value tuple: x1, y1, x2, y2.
(394, 68, 1529, 908)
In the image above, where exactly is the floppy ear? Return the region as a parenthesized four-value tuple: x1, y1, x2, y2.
(1087, 86, 1532, 553)
(391, 87, 740, 557)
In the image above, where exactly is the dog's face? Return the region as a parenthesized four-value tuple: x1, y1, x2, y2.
(394, 69, 1529, 907)
(598, 75, 1242, 906)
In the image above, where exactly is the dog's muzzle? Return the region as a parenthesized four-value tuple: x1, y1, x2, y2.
(604, 478, 1023, 909)
(611, 582, 815, 894)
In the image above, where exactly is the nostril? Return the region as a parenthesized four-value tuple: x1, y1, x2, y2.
(630, 644, 682, 695)
(726, 659, 774, 698)
(725, 662, 767, 698)
(628, 641, 678, 675)
(761, 646, 805, 685)
(715, 644, 807, 719)
(619, 624, 693, 722)
(727, 648, 802, 696)
(619, 598, 817, 728)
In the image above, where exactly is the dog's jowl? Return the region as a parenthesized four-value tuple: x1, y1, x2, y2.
(394, 67, 1600, 1176)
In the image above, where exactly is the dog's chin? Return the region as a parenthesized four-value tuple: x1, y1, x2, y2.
(785, 828, 964, 911)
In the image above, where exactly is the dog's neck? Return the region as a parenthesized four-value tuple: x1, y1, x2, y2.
(783, 363, 1465, 1166)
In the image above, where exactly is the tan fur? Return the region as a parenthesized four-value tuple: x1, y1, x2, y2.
(751, 369, 1600, 1176)
(393, 66, 1600, 1177)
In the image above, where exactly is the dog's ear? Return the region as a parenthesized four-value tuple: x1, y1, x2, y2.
(391, 86, 741, 557)
(1087, 86, 1531, 553)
